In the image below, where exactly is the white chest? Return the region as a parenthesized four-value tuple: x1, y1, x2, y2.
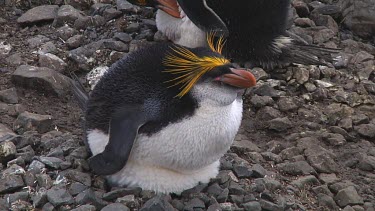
(130, 98, 243, 171)
(156, 10, 207, 48)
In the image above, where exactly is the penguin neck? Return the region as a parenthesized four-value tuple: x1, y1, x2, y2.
(156, 10, 208, 48)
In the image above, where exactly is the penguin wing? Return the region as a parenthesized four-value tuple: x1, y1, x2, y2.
(69, 73, 89, 112)
(88, 105, 148, 175)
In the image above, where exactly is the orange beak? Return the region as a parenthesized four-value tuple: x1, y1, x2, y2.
(215, 68, 257, 89)
(155, 0, 181, 18)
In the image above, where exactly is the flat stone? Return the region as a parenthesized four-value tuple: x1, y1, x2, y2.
(39, 53, 67, 73)
(12, 65, 72, 97)
(27, 35, 50, 48)
(57, 25, 77, 41)
(0, 88, 19, 104)
(71, 204, 97, 211)
(42, 202, 55, 211)
(251, 164, 267, 178)
(103, 40, 129, 52)
(116, 0, 140, 13)
(4, 191, 29, 204)
(0, 41, 12, 56)
(300, 142, 339, 173)
(358, 155, 375, 171)
(75, 189, 108, 210)
(184, 198, 205, 210)
(243, 201, 261, 211)
(139, 195, 175, 211)
(268, 117, 293, 132)
(329, 181, 357, 194)
(55, 5, 84, 26)
(334, 186, 364, 208)
(115, 195, 138, 209)
(103, 8, 122, 21)
(318, 193, 339, 210)
(66, 35, 84, 49)
(59, 169, 91, 187)
(312, 185, 334, 197)
(280, 147, 302, 161)
(47, 186, 74, 207)
(0, 175, 25, 194)
(13, 111, 53, 134)
(113, 32, 132, 43)
(277, 161, 316, 176)
(250, 95, 274, 108)
(259, 199, 283, 211)
(102, 203, 130, 211)
(39, 42, 57, 54)
(291, 175, 320, 189)
(233, 165, 252, 178)
(39, 156, 64, 169)
(0, 141, 17, 163)
(355, 124, 375, 139)
(255, 178, 282, 192)
(319, 173, 340, 184)
(6, 53, 23, 66)
(17, 5, 59, 24)
(31, 187, 48, 208)
(36, 174, 53, 189)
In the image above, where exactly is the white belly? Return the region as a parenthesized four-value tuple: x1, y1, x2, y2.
(86, 98, 243, 193)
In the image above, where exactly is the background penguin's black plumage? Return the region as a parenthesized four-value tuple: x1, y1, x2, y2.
(205, 0, 339, 69)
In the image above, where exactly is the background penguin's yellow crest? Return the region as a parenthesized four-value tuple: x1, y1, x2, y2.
(163, 34, 230, 98)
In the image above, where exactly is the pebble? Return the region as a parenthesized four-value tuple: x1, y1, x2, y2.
(36, 174, 53, 189)
(12, 65, 72, 97)
(354, 124, 375, 139)
(277, 161, 316, 176)
(312, 185, 334, 197)
(277, 97, 299, 112)
(0, 175, 25, 194)
(71, 204, 97, 211)
(251, 164, 268, 178)
(117, 0, 140, 13)
(39, 53, 67, 72)
(39, 156, 64, 169)
(249, 95, 274, 108)
(319, 173, 340, 184)
(318, 193, 339, 210)
(55, 5, 84, 26)
(31, 187, 48, 208)
(66, 35, 84, 49)
(243, 201, 262, 211)
(6, 53, 23, 66)
(46, 186, 74, 207)
(102, 203, 130, 211)
(57, 25, 77, 41)
(139, 195, 175, 211)
(17, 5, 59, 24)
(233, 165, 252, 178)
(291, 175, 320, 189)
(334, 186, 364, 208)
(75, 189, 108, 209)
(39, 41, 57, 54)
(268, 117, 293, 132)
(5, 191, 29, 204)
(27, 35, 50, 49)
(357, 155, 375, 171)
(0, 141, 17, 163)
(59, 169, 92, 187)
(13, 111, 53, 134)
(0, 88, 18, 104)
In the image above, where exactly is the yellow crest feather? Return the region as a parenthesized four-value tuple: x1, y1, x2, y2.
(163, 41, 230, 98)
(207, 32, 226, 54)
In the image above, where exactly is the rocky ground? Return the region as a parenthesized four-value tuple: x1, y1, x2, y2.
(0, 0, 375, 210)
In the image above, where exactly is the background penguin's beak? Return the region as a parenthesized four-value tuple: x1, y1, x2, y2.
(215, 69, 257, 89)
(155, 0, 181, 18)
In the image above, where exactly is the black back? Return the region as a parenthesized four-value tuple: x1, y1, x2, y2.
(206, 0, 290, 64)
(85, 42, 223, 136)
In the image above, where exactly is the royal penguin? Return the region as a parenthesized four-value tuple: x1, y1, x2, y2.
(127, 0, 339, 69)
(71, 36, 257, 194)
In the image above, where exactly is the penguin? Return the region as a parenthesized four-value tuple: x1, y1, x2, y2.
(71, 36, 257, 194)
(127, 0, 340, 69)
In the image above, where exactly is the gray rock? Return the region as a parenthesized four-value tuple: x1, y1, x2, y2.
(0, 175, 25, 194)
(71, 204, 97, 211)
(139, 195, 175, 211)
(0, 88, 18, 104)
(268, 117, 293, 132)
(261, 152, 282, 163)
(259, 199, 283, 211)
(27, 35, 50, 48)
(251, 164, 267, 178)
(343, 206, 356, 211)
(17, 5, 59, 24)
(322, 133, 346, 146)
(232, 138, 261, 153)
(228, 182, 246, 195)
(277, 161, 316, 176)
(302, 143, 339, 173)
(75, 189, 108, 209)
(184, 198, 205, 210)
(66, 35, 84, 49)
(329, 181, 357, 194)
(280, 147, 302, 161)
(312, 185, 334, 197)
(114, 32, 132, 43)
(233, 165, 252, 178)
(31, 187, 48, 208)
(13, 111, 53, 134)
(68, 182, 88, 196)
(357, 156, 375, 171)
(36, 174, 53, 189)
(254, 178, 282, 192)
(42, 202, 55, 211)
(39, 53, 67, 72)
(102, 203, 130, 211)
(319, 173, 339, 185)
(277, 97, 299, 112)
(334, 186, 364, 208)
(340, 0, 375, 38)
(291, 175, 320, 189)
(6, 53, 22, 66)
(117, 0, 140, 13)
(59, 169, 91, 187)
(243, 201, 261, 211)
(57, 25, 77, 41)
(250, 95, 274, 108)
(103, 8, 122, 21)
(4, 191, 29, 204)
(0, 123, 18, 142)
(47, 186, 74, 207)
(355, 124, 375, 139)
(293, 67, 310, 84)
(294, 17, 316, 27)
(11, 65, 72, 97)
(0, 141, 16, 163)
(318, 193, 339, 210)
(28, 160, 46, 174)
(39, 42, 57, 54)
(207, 183, 224, 197)
(39, 156, 64, 169)
(103, 40, 129, 52)
(116, 195, 138, 209)
(55, 5, 84, 26)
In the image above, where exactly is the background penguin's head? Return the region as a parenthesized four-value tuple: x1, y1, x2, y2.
(162, 34, 256, 106)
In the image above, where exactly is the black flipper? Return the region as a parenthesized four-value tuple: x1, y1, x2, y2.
(69, 73, 89, 112)
(176, 0, 229, 37)
(88, 106, 148, 175)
